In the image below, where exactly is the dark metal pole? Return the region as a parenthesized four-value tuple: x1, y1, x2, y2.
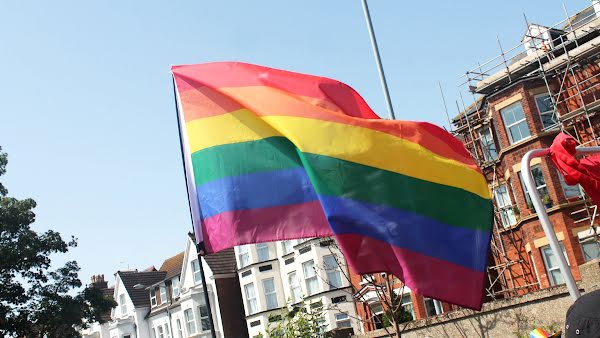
(172, 75, 218, 338)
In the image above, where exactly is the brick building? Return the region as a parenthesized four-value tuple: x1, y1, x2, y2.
(457, 1, 600, 300)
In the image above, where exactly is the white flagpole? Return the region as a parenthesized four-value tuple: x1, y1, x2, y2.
(521, 146, 600, 301)
(360, 0, 396, 120)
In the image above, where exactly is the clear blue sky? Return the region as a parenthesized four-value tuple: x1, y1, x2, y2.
(0, 1, 591, 287)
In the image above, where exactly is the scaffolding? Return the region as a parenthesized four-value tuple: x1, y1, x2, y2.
(453, 2, 600, 300)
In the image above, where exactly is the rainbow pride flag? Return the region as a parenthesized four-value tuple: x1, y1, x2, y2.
(172, 62, 493, 309)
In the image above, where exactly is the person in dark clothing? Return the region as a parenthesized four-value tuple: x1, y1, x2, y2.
(565, 289, 600, 337)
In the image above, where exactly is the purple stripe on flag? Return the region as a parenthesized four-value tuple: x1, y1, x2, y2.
(202, 200, 332, 252)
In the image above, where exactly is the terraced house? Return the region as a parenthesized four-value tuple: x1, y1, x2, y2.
(456, 0, 600, 301)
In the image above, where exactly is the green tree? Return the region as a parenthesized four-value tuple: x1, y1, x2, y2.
(0, 146, 116, 337)
(266, 299, 324, 338)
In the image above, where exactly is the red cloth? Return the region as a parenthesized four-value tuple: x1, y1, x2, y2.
(549, 133, 600, 207)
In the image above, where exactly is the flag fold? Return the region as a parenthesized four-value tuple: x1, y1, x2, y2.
(172, 62, 493, 310)
(550, 133, 600, 206)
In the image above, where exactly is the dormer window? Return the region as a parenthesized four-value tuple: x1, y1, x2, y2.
(150, 288, 157, 307)
(172, 277, 180, 298)
(160, 285, 167, 304)
(119, 294, 127, 315)
(191, 259, 202, 284)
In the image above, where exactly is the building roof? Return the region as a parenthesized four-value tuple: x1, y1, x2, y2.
(159, 251, 184, 280)
(118, 270, 167, 308)
(203, 248, 237, 275)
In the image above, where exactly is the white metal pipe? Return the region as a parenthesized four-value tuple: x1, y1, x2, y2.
(360, 0, 395, 120)
(521, 145, 600, 301)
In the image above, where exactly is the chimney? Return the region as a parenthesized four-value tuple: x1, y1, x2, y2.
(89, 274, 108, 289)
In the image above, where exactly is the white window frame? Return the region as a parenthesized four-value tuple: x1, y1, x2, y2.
(238, 245, 250, 268)
(176, 318, 184, 338)
(541, 243, 569, 286)
(557, 169, 584, 199)
(257, 243, 269, 262)
(150, 288, 157, 307)
(323, 255, 342, 289)
(519, 165, 549, 207)
(164, 323, 171, 338)
(423, 298, 443, 317)
(501, 101, 531, 144)
(479, 128, 498, 162)
(244, 283, 258, 315)
(119, 294, 127, 315)
(335, 312, 352, 328)
(282, 240, 293, 255)
(493, 183, 517, 228)
(158, 325, 164, 338)
(171, 277, 180, 299)
(529, 252, 541, 287)
(400, 294, 415, 320)
(198, 304, 210, 331)
(263, 278, 278, 310)
(302, 260, 319, 295)
(534, 93, 558, 130)
(160, 285, 167, 304)
(191, 259, 201, 284)
(184, 308, 197, 335)
(580, 237, 600, 262)
(288, 271, 302, 303)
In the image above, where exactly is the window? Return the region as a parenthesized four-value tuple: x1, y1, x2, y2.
(160, 285, 167, 304)
(331, 295, 347, 304)
(164, 324, 171, 338)
(541, 243, 569, 286)
(401, 294, 415, 320)
(535, 93, 558, 129)
(335, 313, 352, 328)
(580, 238, 600, 262)
(302, 260, 319, 295)
(150, 288, 157, 307)
(519, 165, 549, 207)
(198, 305, 211, 331)
(288, 272, 302, 303)
(263, 278, 278, 310)
(171, 277, 180, 299)
(176, 319, 183, 338)
(257, 243, 269, 262)
(158, 325, 164, 338)
(151, 329, 156, 338)
(479, 128, 498, 161)
(258, 264, 273, 272)
(323, 255, 342, 289)
(493, 184, 517, 228)
(558, 169, 583, 199)
(282, 240, 293, 255)
(371, 303, 385, 329)
(119, 294, 127, 315)
(244, 283, 258, 314)
(501, 102, 531, 144)
(530, 252, 541, 286)
(285, 257, 295, 265)
(424, 298, 443, 317)
(238, 245, 250, 267)
(184, 308, 196, 335)
(191, 259, 201, 284)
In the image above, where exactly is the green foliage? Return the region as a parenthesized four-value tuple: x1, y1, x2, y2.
(266, 299, 325, 338)
(0, 146, 116, 337)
